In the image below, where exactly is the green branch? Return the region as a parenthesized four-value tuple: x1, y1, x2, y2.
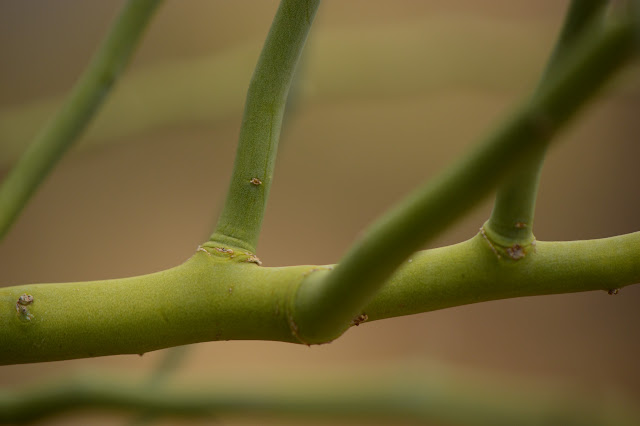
(363, 232, 640, 321)
(1, 3, 637, 366)
(292, 11, 639, 343)
(209, 0, 320, 253)
(127, 346, 189, 426)
(2, 370, 638, 425)
(485, 0, 607, 246)
(0, 0, 162, 241)
(1, 231, 638, 365)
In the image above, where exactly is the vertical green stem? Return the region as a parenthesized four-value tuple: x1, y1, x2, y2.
(0, 0, 163, 241)
(209, 0, 321, 253)
(485, 0, 607, 246)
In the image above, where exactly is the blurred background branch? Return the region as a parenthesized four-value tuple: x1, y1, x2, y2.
(0, 0, 162, 240)
(2, 366, 639, 425)
(2, 17, 638, 168)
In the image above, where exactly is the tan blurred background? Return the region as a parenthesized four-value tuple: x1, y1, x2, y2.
(1, 1, 639, 425)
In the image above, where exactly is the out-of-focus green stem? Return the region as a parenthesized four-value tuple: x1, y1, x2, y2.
(128, 346, 189, 426)
(1, 370, 638, 425)
(486, 0, 607, 246)
(1, 17, 594, 165)
(209, 0, 320, 253)
(292, 12, 639, 344)
(0, 0, 162, 241)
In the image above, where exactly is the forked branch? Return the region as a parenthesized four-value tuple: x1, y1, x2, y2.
(292, 9, 640, 343)
(0, 0, 638, 370)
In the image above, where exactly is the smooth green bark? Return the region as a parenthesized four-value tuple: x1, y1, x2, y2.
(0, 0, 162, 241)
(1, 231, 639, 365)
(0, 250, 305, 364)
(292, 12, 639, 344)
(210, 0, 320, 253)
(486, 0, 607, 245)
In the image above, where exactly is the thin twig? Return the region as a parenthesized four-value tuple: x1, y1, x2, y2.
(486, 0, 608, 246)
(1, 370, 638, 425)
(209, 0, 321, 253)
(0, 0, 163, 241)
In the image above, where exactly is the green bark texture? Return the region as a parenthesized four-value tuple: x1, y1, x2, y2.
(210, 0, 320, 253)
(1, 231, 639, 365)
(486, 0, 607, 245)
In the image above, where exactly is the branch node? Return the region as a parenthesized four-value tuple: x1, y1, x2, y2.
(244, 253, 263, 266)
(287, 315, 310, 346)
(479, 227, 502, 260)
(479, 226, 537, 261)
(214, 247, 234, 255)
(506, 244, 525, 260)
(196, 245, 211, 256)
(15, 293, 35, 322)
(350, 313, 368, 327)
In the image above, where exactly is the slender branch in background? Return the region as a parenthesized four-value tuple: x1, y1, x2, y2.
(292, 11, 639, 344)
(485, 0, 608, 247)
(1, 371, 638, 425)
(127, 346, 189, 426)
(208, 0, 321, 254)
(0, 0, 163, 242)
(9, 17, 637, 165)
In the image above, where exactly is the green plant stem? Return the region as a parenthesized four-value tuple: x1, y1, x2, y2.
(209, 0, 320, 253)
(486, 0, 607, 246)
(2, 370, 639, 425)
(0, 0, 162, 241)
(1, 231, 638, 365)
(292, 12, 639, 343)
(5, 367, 639, 426)
(128, 346, 189, 426)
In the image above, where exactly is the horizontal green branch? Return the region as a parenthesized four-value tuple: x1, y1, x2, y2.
(1, 231, 638, 365)
(2, 369, 638, 425)
(0, 0, 162, 241)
